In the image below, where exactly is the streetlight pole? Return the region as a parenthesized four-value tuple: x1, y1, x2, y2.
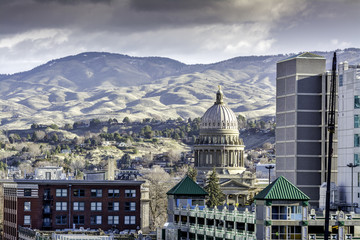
(347, 163, 359, 212)
(265, 165, 274, 185)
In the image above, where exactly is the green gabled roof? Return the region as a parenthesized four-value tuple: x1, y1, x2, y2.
(254, 176, 310, 201)
(278, 52, 325, 63)
(167, 175, 208, 196)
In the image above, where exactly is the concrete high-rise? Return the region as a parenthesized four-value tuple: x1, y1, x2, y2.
(338, 62, 360, 209)
(275, 52, 337, 207)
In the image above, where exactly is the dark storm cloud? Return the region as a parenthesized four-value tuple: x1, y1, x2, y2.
(34, 0, 113, 4)
(2, 0, 360, 74)
(0, 0, 304, 35)
(130, 0, 221, 11)
(0, 0, 310, 73)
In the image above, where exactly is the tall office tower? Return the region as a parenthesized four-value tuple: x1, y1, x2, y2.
(276, 53, 337, 207)
(338, 62, 360, 209)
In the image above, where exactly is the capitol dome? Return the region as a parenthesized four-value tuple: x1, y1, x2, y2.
(201, 87, 238, 130)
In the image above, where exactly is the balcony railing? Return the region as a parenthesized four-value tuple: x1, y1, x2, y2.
(174, 205, 255, 224)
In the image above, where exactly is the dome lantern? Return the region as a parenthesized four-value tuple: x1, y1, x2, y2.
(215, 85, 224, 105)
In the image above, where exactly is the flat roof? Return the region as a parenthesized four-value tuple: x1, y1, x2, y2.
(277, 52, 325, 63)
(0, 179, 144, 186)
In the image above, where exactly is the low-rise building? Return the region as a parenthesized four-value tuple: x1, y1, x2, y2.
(1, 179, 144, 240)
(162, 176, 360, 240)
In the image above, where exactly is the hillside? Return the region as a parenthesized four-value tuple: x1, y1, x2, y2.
(1, 49, 360, 129)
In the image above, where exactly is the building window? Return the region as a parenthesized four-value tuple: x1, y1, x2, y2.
(73, 215, 84, 225)
(24, 189, 32, 196)
(56, 189, 67, 197)
(91, 202, 102, 211)
(44, 204, 51, 214)
(271, 206, 287, 220)
(125, 189, 136, 198)
(355, 134, 360, 147)
(56, 202, 67, 211)
(192, 199, 204, 206)
(24, 215, 31, 225)
(271, 206, 302, 221)
(44, 189, 51, 199)
(73, 189, 85, 197)
(355, 115, 360, 128)
(272, 226, 301, 239)
(45, 172, 51, 180)
(124, 216, 136, 225)
(108, 216, 119, 225)
(43, 217, 51, 227)
(91, 189, 102, 197)
(108, 202, 119, 211)
(55, 216, 67, 225)
(73, 202, 85, 211)
(358, 173, 360, 187)
(24, 202, 31, 211)
(108, 189, 120, 197)
(90, 216, 102, 225)
(339, 74, 343, 87)
(355, 154, 360, 165)
(125, 202, 136, 211)
(356, 96, 360, 108)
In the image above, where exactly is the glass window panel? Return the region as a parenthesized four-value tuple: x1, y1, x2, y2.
(355, 96, 360, 109)
(355, 134, 360, 147)
(24, 202, 31, 211)
(355, 115, 360, 128)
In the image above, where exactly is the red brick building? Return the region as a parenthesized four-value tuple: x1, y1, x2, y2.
(2, 179, 144, 240)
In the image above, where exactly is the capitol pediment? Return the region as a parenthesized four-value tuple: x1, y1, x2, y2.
(220, 179, 251, 189)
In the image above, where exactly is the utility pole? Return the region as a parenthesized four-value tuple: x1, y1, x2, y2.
(324, 52, 337, 240)
(265, 165, 274, 184)
(347, 163, 359, 212)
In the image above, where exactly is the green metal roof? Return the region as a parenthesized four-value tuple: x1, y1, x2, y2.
(167, 175, 208, 196)
(254, 176, 310, 201)
(278, 52, 325, 63)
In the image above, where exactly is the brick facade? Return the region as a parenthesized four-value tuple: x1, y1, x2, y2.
(2, 180, 143, 239)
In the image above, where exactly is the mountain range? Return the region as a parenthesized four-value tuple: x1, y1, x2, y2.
(1, 48, 360, 129)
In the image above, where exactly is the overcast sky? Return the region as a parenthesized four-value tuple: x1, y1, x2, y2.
(0, 0, 359, 74)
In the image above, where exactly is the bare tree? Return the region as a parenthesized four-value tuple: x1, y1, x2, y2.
(70, 158, 85, 173)
(167, 149, 181, 166)
(28, 144, 41, 158)
(141, 166, 175, 230)
(262, 142, 273, 150)
(18, 162, 34, 177)
(33, 130, 46, 141)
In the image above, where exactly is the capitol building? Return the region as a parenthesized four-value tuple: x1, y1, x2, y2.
(194, 87, 258, 205)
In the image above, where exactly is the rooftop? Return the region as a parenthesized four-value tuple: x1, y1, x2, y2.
(254, 176, 310, 201)
(167, 175, 208, 196)
(278, 52, 325, 63)
(0, 179, 144, 186)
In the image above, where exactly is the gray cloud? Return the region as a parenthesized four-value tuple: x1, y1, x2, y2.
(0, 0, 307, 33)
(0, 0, 360, 74)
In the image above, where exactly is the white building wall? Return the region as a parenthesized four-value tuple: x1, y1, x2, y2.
(338, 62, 360, 207)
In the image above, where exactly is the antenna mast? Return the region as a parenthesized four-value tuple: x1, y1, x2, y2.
(324, 52, 337, 240)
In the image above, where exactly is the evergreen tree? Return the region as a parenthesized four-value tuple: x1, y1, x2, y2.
(123, 117, 131, 124)
(187, 166, 198, 182)
(51, 133, 59, 142)
(205, 168, 225, 208)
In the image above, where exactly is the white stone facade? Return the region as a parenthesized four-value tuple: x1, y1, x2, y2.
(338, 62, 360, 208)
